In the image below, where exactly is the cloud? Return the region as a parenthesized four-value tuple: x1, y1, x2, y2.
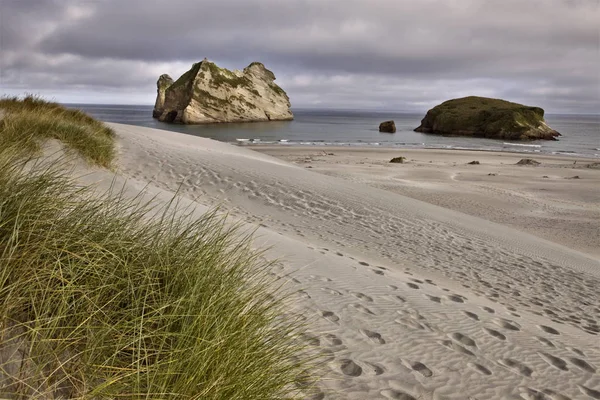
(1, 0, 598, 112)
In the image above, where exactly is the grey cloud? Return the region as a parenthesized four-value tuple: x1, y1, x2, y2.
(0, 0, 598, 113)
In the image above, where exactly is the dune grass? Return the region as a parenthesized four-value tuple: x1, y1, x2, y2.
(0, 97, 317, 398)
(0, 95, 115, 167)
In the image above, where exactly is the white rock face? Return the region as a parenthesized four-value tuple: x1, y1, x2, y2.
(153, 59, 293, 124)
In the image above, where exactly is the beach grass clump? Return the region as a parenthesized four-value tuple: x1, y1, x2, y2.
(0, 99, 317, 399)
(0, 95, 115, 167)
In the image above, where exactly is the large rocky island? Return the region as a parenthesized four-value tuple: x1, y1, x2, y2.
(414, 96, 561, 140)
(152, 59, 293, 124)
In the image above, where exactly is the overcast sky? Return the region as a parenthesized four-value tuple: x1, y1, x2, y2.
(1, 0, 599, 113)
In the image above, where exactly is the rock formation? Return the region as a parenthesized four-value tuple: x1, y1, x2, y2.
(379, 120, 396, 133)
(414, 97, 561, 140)
(153, 74, 174, 118)
(516, 158, 541, 165)
(389, 157, 405, 163)
(152, 59, 293, 124)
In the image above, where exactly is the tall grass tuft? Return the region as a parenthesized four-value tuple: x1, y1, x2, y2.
(0, 95, 115, 167)
(0, 97, 317, 398)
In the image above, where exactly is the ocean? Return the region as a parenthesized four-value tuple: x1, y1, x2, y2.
(67, 104, 600, 158)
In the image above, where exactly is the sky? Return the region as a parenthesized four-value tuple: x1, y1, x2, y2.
(1, 0, 599, 113)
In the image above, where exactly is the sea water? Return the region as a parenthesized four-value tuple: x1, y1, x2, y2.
(68, 104, 600, 158)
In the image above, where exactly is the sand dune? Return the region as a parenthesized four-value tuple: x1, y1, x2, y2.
(86, 123, 599, 399)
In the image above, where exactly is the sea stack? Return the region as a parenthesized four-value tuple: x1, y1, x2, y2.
(414, 96, 561, 140)
(152, 59, 293, 124)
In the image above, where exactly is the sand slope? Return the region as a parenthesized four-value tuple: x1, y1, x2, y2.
(89, 123, 600, 399)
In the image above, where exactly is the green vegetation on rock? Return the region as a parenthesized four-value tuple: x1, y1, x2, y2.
(169, 62, 202, 91)
(268, 83, 286, 97)
(206, 61, 252, 88)
(414, 96, 560, 140)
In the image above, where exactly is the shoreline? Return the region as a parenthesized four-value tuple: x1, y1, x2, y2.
(239, 142, 600, 160)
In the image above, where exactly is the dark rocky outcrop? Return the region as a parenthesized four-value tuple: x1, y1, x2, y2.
(516, 158, 541, 165)
(390, 157, 405, 163)
(152, 59, 293, 124)
(414, 97, 561, 140)
(379, 120, 396, 133)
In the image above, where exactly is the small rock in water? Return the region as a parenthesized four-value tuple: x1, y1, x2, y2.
(542, 176, 549, 178)
(379, 120, 396, 133)
(566, 175, 580, 179)
(488, 173, 497, 176)
(468, 161, 480, 165)
(390, 157, 405, 164)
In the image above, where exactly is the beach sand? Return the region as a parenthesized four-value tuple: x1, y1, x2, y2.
(82, 123, 600, 399)
(253, 147, 600, 258)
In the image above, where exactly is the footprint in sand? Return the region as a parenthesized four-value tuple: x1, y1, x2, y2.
(492, 318, 521, 331)
(519, 387, 557, 400)
(425, 294, 441, 303)
(297, 290, 311, 299)
(321, 287, 343, 296)
(538, 352, 568, 371)
(388, 294, 406, 303)
(568, 357, 596, 373)
(359, 328, 385, 344)
(380, 389, 416, 400)
(350, 303, 375, 315)
(443, 294, 466, 303)
(464, 311, 480, 321)
(467, 362, 492, 376)
(404, 360, 433, 378)
(535, 336, 556, 347)
(351, 292, 373, 302)
(300, 333, 320, 347)
(567, 347, 585, 357)
(322, 333, 343, 346)
(338, 359, 362, 377)
(358, 261, 370, 266)
(579, 385, 600, 399)
(388, 285, 398, 290)
(372, 269, 385, 275)
(483, 327, 506, 341)
(482, 306, 495, 314)
(363, 361, 385, 376)
(450, 332, 477, 348)
(320, 310, 340, 325)
(405, 282, 419, 289)
(439, 340, 475, 357)
(498, 358, 533, 377)
(538, 325, 561, 335)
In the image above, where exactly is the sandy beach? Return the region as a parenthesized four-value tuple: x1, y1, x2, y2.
(252, 146, 600, 258)
(86, 123, 599, 399)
